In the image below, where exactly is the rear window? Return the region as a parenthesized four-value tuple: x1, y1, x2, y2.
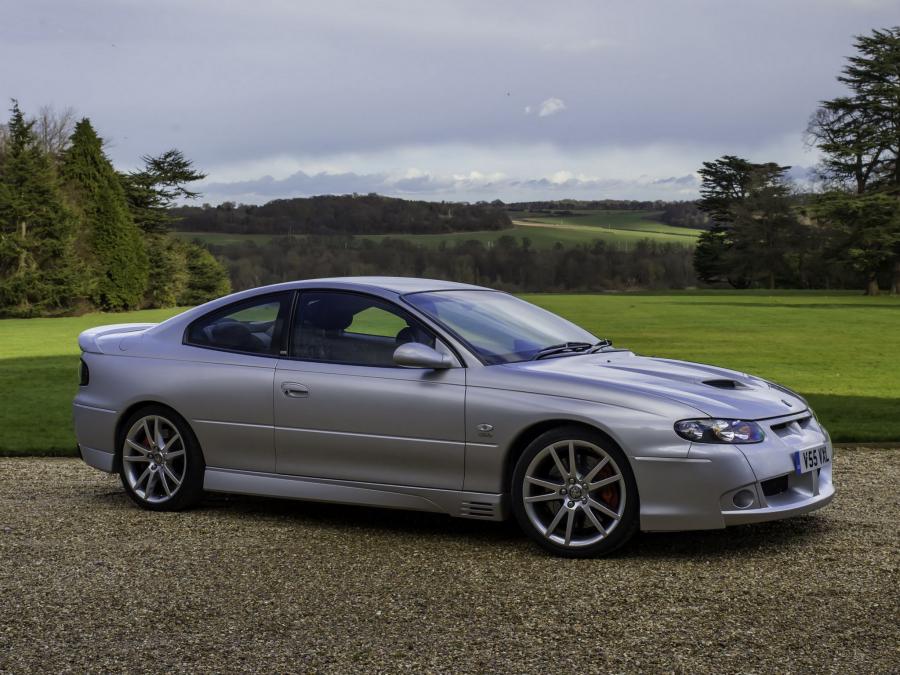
(185, 293, 293, 356)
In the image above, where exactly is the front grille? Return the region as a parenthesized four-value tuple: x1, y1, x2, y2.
(761, 474, 789, 497)
(770, 415, 812, 437)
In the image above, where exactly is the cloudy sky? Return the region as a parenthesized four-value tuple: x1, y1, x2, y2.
(3, 0, 897, 203)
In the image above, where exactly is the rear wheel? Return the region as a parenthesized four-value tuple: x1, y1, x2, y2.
(511, 426, 638, 557)
(118, 406, 204, 511)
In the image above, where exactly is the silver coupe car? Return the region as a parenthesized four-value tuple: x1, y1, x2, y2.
(74, 277, 834, 556)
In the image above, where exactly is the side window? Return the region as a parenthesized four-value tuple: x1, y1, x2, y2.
(186, 293, 292, 356)
(292, 291, 437, 367)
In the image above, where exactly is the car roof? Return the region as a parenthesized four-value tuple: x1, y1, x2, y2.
(293, 276, 489, 294)
(148, 276, 493, 346)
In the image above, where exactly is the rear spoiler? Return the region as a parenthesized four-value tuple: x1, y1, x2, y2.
(77, 323, 157, 354)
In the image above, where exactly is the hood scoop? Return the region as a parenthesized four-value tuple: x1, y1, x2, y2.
(703, 378, 750, 390)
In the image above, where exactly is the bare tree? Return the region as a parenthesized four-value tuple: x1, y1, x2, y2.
(34, 104, 77, 156)
(0, 117, 8, 158)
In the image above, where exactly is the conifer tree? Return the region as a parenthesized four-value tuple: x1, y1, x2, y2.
(807, 27, 900, 293)
(62, 119, 148, 310)
(0, 101, 78, 315)
(178, 242, 231, 305)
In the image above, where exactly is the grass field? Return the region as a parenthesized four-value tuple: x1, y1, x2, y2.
(172, 231, 276, 245)
(515, 209, 701, 239)
(1, 291, 897, 455)
(173, 210, 701, 250)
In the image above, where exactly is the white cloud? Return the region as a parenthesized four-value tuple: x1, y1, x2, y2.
(196, 131, 820, 205)
(537, 97, 566, 117)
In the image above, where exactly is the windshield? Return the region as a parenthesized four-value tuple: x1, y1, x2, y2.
(404, 290, 597, 365)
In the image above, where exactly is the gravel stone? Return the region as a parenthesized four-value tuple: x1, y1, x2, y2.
(0, 449, 897, 673)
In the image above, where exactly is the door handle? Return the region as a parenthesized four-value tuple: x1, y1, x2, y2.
(281, 382, 309, 398)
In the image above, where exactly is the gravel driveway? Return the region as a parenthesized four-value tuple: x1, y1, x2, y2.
(1, 449, 897, 673)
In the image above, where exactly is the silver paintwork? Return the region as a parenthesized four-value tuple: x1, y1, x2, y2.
(74, 276, 834, 531)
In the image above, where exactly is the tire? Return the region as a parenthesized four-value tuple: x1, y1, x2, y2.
(117, 405, 205, 511)
(511, 425, 639, 557)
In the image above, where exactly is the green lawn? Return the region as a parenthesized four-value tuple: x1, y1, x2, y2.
(1, 291, 897, 455)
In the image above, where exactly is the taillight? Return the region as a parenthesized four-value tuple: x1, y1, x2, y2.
(79, 358, 90, 386)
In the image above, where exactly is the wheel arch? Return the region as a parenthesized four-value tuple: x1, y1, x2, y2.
(114, 401, 204, 472)
(502, 419, 631, 494)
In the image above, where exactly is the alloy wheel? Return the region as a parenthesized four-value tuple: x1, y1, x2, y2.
(122, 414, 187, 504)
(522, 439, 626, 548)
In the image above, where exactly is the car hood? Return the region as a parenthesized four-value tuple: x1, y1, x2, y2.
(497, 350, 806, 420)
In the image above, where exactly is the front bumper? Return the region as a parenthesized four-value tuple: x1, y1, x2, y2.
(634, 410, 834, 531)
(721, 477, 834, 525)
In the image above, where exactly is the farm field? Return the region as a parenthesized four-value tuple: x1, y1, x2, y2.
(172, 231, 276, 245)
(172, 210, 701, 250)
(1, 291, 897, 455)
(364, 209, 701, 249)
(514, 209, 701, 238)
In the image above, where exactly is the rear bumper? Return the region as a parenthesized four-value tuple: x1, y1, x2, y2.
(78, 445, 116, 473)
(73, 401, 118, 473)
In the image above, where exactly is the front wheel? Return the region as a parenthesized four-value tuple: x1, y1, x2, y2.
(511, 426, 639, 557)
(118, 406, 205, 511)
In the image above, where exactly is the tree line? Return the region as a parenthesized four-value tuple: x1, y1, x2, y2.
(212, 235, 696, 293)
(695, 26, 900, 294)
(170, 194, 511, 236)
(505, 199, 670, 212)
(0, 102, 230, 316)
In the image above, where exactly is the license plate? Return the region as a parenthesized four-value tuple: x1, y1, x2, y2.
(793, 445, 831, 475)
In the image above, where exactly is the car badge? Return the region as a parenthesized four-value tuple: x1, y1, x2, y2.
(476, 423, 494, 437)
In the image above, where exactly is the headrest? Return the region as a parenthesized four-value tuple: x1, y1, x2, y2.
(211, 322, 255, 348)
(304, 299, 353, 331)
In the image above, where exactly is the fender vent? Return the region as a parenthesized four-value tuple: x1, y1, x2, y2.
(460, 501, 499, 520)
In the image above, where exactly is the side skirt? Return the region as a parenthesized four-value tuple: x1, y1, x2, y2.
(203, 467, 507, 521)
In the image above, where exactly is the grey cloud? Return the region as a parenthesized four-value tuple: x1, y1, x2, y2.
(201, 170, 701, 204)
(652, 175, 699, 186)
(4, 1, 896, 200)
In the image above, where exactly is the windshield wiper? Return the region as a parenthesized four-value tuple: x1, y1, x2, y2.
(586, 338, 613, 353)
(531, 341, 593, 360)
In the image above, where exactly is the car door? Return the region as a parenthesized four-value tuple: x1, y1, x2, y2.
(273, 290, 466, 489)
(178, 291, 294, 473)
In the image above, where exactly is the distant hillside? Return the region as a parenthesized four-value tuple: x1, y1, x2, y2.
(506, 199, 710, 230)
(170, 194, 511, 236)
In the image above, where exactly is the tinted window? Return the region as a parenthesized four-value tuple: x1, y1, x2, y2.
(186, 293, 292, 356)
(405, 290, 596, 365)
(292, 292, 436, 366)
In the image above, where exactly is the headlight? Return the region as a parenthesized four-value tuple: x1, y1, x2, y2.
(674, 419, 765, 444)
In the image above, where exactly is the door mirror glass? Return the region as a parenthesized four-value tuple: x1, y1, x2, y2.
(393, 342, 453, 369)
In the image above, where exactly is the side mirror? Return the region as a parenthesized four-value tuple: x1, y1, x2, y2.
(393, 342, 453, 369)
